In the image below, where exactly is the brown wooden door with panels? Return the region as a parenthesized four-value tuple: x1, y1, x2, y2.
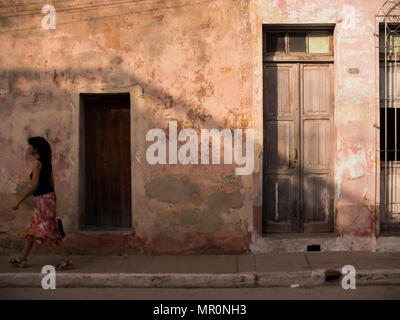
(82, 93, 132, 230)
(262, 27, 335, 233)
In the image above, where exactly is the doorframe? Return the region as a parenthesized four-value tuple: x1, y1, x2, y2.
(259, 24, 337, 235)
(70, 84, 144, 233)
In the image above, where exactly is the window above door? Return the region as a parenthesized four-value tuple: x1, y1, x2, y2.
(263, 26, 334, 62)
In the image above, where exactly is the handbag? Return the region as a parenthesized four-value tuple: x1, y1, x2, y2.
(57, 218, 66, 238)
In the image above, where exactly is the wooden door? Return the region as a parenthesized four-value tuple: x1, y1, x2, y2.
(263, 63, 300, 232)
(263, 63, 334, 233)
(84, 94, 132, 229)
(300, 64, 334, 232)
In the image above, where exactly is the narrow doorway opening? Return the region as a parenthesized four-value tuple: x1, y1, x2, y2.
(80, 93, 132, 230)
(262, 25, 335, 234)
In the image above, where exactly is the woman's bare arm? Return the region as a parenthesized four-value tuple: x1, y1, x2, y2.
(17, 160, 41, 204)
(51, 171, 57, 201)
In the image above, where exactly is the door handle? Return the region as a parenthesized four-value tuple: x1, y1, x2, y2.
(289, 148, 298, 168)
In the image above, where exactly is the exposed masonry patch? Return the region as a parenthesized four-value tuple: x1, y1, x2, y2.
(179, 188, 245, 232)
(145, 176, 199, 203)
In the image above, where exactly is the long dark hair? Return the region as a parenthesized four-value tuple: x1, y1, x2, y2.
(27, 136, 52, 164)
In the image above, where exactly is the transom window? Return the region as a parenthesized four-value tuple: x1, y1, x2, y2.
(264, 29, 334, 56)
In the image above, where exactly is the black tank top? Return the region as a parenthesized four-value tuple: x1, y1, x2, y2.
(29, 157, 54, 196)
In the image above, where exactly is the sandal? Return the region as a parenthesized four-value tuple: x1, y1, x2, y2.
(56, 258, 73, 270)
(8, 256, 28, 268)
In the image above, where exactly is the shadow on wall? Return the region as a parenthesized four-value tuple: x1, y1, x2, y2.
(0, 64, 257, 254)
(261, 65, 378, 237)
(0, 62, 378, 255)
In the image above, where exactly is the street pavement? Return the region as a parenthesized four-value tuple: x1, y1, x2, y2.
(0, 251, 399, 289)
(1, 286, 400, 300)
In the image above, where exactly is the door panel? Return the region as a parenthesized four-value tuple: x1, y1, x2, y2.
(264, 66, 292, 115)
(303, 67, 332, 115)
(263, 63, 300, 232)
(263, 176, 295, 232)
(264, 121, 292, 169)
(303, 175, 332, 223)
(303, 120, 331, 170)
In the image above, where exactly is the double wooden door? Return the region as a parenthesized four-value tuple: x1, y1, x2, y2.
(263, 63, 334, 233)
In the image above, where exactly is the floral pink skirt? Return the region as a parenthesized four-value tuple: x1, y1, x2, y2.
(24, 191, 61, 245)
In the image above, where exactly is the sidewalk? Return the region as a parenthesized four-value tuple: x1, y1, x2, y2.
(0, 251, 399, 288)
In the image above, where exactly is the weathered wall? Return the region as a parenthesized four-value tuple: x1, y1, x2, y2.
(0, 0, 388, 254)
(250, 0, 382, 239)
(0, 0, 255, 254)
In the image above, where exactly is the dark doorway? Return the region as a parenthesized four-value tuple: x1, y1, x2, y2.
(81, 93, 131, 229)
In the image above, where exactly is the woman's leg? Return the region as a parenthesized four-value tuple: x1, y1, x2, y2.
(20, 235, 34, 259)
(55, 238, 70, 261)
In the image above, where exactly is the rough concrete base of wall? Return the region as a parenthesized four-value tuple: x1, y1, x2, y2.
(0, 231, 251, 255)
(250, 233, 400, 253)
(1, 233, 399, 255)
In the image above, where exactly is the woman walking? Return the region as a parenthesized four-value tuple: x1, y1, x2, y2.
(9, 136, 73, 269)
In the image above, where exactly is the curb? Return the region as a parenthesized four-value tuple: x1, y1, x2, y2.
(2, 269, 399, 288)
(256, 269, 326, 287)
(0, 273, 255, 288)
(356, 269, 400, 285)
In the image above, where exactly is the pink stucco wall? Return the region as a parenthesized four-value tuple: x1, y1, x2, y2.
(250, 0, 383, 238)
(0, 0, 388, 254)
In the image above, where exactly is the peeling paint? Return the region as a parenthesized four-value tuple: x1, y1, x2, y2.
(0, 0, 389, 253)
